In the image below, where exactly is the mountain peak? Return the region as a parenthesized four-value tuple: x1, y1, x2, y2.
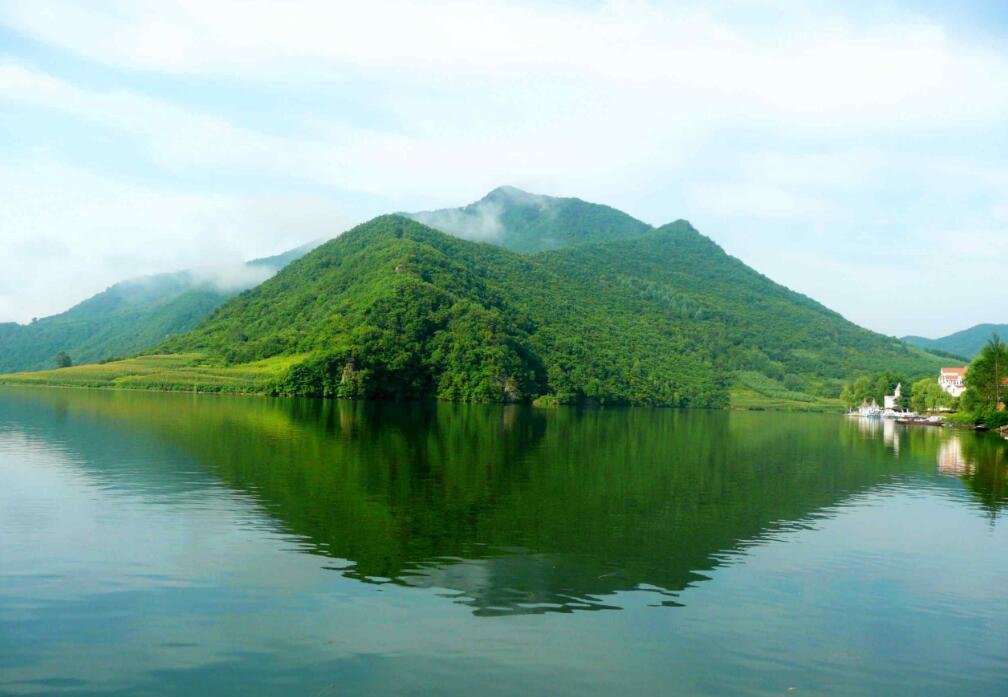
(481, 185, 547, 205)
(407, 188, 651, 253)
(656, 218, 698, 234)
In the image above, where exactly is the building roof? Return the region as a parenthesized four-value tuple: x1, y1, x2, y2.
(941, 367, 968, 376)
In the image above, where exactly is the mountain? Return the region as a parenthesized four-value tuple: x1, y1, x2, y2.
(903, 324, 1007, 361)
(0, 242, 319, 373)
(162, 215, 726, 405)
(154, 214, 946, 405)
(406, 185, 652, 252)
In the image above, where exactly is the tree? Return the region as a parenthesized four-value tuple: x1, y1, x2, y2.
(842, 370, 906, 406)
(852, 376, 872, 404)
(873, 375, 889, 405)
(54, 351, 73, 368)
(963, 335, 1008, 413)
(909, 376, 952, 413)
(909, 379, 927, 413)
(783, 374, 805, 393)
(840, 383, 856, 410)
(897, 387, 912, 409)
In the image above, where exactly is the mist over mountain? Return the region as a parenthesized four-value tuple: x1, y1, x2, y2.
(406, 186, 652, 252)
(0, 241, 320, 373)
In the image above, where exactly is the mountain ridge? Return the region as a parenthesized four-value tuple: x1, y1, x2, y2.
(903, 323, 1006, 361)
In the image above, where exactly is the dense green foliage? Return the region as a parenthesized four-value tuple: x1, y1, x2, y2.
(0, 244, 315, 373)
(157, 214, 946, 405)
(902, 323, 1007, 360)
(908, 376, 954, 413)
(407, 185, 652, 252)
(164, 216, 725, 406)
(958, 335, 1008, 428)
(538, 222, 946, 394)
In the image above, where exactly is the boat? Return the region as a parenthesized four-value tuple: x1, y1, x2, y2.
(896, 416, 944, 427)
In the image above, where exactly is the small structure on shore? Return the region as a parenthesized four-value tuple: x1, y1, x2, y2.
(884, 383, 902, 410)
(858, 399, 881, 417)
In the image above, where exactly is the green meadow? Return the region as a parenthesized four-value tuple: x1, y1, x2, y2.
(0, 353, 305, 394)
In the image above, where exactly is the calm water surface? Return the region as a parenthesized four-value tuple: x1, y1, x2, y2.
(1, 387, 1007, 696)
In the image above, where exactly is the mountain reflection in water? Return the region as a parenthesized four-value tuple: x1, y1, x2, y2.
(4, 388, 1005, 617)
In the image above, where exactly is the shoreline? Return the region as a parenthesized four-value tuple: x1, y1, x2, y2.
(0, 379, 848, 412)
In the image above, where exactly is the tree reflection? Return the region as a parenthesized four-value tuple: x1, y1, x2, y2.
(1, 388, 990, 615)
(954, 434, 1008, 516)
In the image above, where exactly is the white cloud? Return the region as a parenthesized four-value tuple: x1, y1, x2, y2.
(0, 159, 351, 323)
(4, 1, 1007, 128)
(0, 1, 1006, 336)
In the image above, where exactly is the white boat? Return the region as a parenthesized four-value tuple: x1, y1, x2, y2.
(882, 409, 918, 420)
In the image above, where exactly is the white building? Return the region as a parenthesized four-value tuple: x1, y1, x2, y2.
(938, 367, 967, 398)
(883, 382, 902, 410)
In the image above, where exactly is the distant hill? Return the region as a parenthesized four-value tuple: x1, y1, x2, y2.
(902, 324, 1007, 361)
(406, 185, 652, 252)
(151, 214, 946, 405)
(0, 242, 319, 373)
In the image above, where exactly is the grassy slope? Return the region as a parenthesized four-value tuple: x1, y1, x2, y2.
(0, 354, 303, 393)
(729, 383, 843, 412)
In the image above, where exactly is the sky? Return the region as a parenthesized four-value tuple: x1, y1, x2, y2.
(1, 0, 1006, 338)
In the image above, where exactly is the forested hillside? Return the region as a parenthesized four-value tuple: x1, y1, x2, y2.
(155, 215, 946, 405)
(538, 221, 947, 394)
(163, 216, 727, 406)
(407, 185, 652, 252)
(903, 324, 1006, 360)
(0, 243, 318, 373)
(4, 188, 950, 405)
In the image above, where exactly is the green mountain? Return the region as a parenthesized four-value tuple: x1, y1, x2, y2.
(0, 243, 318, 373)
(903, 324, 1006, 361)
(157, 214, 946, 406)
(406, 185, 652, 252)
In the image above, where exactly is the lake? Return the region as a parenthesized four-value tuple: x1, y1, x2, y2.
(1, 387, 1006, 696)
